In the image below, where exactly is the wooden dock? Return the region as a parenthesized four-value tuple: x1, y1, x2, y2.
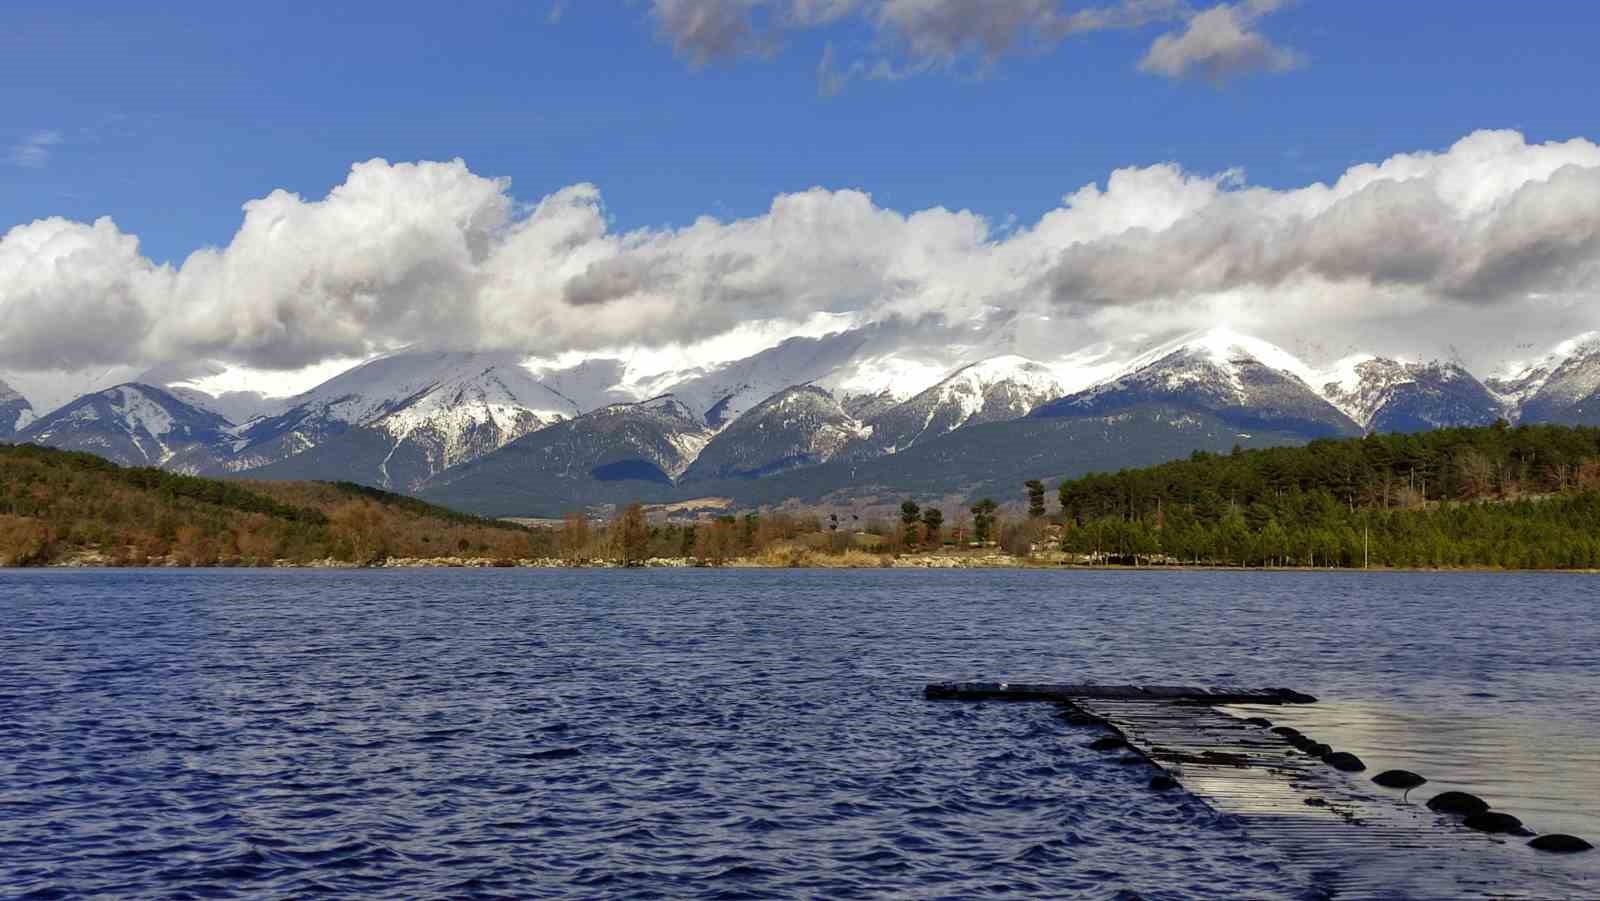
(923, 681, 1317, 705)
(926, 682, 1595, 899)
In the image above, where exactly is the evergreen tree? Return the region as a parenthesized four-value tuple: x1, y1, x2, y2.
(1025, 479, 1047, 519)
(921, 507, 944, 545)
(900, 499, 922, 548)
(971, 498, 999, 544)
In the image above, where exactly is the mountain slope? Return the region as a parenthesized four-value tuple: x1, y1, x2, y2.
(19, 384, 234, 471)
(1506, 334, 1600, 425)
(1318, 357, 1505, 433)
(0, 379, 33, 439)
(841, 355, 1064, 459)
(223, 351, 577, 481)
(680, 385, 865, 481)
(657, 331, 879, 429)
(419, 396, 712, 513)
(648, 328, 958, 429)
(1033, 328, 1360, 439)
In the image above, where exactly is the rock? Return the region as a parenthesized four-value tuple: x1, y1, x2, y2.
(1149, 775, 1177, 791)
(1322, 751, 1366, 772)
(1464, 811, 1527, 835)
(1304, 797, 1328, 807)
(1303, 742, 1333, 757)
(1373, 770, 1427, 790)
(1427, 791, 1490, 817)
(1529, 834, 1593, 853)
(1244, 717, 1273, 728)
(1271, 726, 1302, 739)
(1089, 736, 1128, 751)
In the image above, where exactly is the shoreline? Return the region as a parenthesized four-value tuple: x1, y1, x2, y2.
(11, 552, 1600, 574)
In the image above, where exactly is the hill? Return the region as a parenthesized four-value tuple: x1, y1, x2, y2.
(0, 443, 541, 566)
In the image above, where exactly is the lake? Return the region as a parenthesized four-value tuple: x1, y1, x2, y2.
(1, 568, 1596, 898)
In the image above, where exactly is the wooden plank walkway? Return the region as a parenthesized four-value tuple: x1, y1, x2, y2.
(923, 681, 1317, 705)
(926, 683, 1595, 899)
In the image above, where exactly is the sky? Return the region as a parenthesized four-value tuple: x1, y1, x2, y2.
(5, 1, 1600, 406)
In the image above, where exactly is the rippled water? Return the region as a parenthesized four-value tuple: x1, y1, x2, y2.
(2, 569, 1597, 898)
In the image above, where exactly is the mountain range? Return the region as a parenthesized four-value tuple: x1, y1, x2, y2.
(7, 327, 1600, 517)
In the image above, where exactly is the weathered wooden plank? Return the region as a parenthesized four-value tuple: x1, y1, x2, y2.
(1069, 699, 1591, 899)
(921, 681, 1317, 704)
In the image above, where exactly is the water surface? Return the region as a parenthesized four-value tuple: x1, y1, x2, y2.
(1, 569, 1595, 898)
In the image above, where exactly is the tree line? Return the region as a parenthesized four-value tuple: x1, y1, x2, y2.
(1047, 422, 1600, 569)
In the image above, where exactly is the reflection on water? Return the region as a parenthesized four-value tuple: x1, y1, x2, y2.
(1241, 699, 1600, 840)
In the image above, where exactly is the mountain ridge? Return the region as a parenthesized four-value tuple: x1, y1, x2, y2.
(14, 326, 1600, 518)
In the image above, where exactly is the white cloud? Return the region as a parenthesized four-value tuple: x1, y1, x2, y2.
(1138, 2, 1302, 82)
(2, 129, 1599, 384)
(8, 130, 63, 168)
(0, 216, 167, 369)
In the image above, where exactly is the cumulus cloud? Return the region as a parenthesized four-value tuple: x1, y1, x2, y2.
(0, 216, 166, 369)
(1029, 130, 1600, 307)
(8, 130, 63, 168)
(2, 130, 1599, 381)
(1138, 1, 1302, 82)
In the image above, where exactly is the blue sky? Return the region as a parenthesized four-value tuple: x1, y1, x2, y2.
(5, 1, 1600, 405)
(7, 1, 1598, 264)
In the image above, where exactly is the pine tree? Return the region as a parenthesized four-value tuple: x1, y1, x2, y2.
(971, 498, 998, 545)
(1025, 480, 1047, 519)
(900, 499, 921, 548)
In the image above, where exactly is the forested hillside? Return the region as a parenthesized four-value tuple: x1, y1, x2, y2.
(0, 444, 541, 566)
(1052, 422, 1600, 568)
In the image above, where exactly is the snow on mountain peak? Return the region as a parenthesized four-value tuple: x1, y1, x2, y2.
(1088, 326, 1319, 404)
(107, 385, 178, 437)
(20, 383, 233, 470)
(947, 354, 1059, 385)
(1314, 356, 1421, 426)
(1489, 331, 1600, 407)
(0, 378, 33, 435)
(811, 354, 951, 404)
(927, 355, 1065, 422)
(1176, 326, 1318, 384)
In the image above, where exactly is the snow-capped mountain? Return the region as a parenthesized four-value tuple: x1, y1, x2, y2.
(0, 378, 33, 438)
(421, 395, 712, 514)
(19, 383, 234, 472)
(239, 361, 577, 491)
(133, 360, 277, 424)
(681, 385, 867, 481)
(1032, 327, 1361, 438)
(655, 331, 936, 429)
(1497, 333, 1600, 425)
(1317, 356, 1505, 433)
(840, 355, 1066, 459)
(24, 321, 1600, 519)
(223, 351, 578, 476)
